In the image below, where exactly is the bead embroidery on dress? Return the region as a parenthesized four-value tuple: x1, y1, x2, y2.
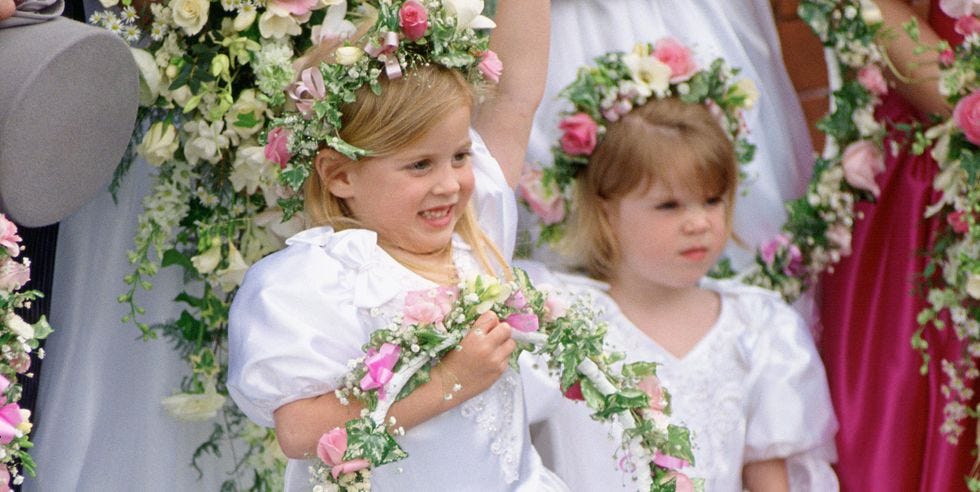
(460, 371, 523, 483)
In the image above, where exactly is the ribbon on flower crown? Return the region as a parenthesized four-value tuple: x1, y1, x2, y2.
(286, 67, 327, 118)
(364, 31, 402, 79)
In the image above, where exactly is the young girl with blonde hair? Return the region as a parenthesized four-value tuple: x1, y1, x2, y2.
(227, 1, 566, 490)
(519, 44, 839, 491)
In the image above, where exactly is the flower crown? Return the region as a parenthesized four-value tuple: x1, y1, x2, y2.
(520, 39, 758, 244)
(267, 0, 501, 218)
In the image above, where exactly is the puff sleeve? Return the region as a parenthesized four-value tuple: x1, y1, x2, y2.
(226, 239, 367, 428)
(470, 129, 517, 261)
(738, 291, 839, 489)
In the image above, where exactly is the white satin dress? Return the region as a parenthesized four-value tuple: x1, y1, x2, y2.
(518, 263, 839, 491)
(526, 0, 814, 270)
(228, 132, 567, 491)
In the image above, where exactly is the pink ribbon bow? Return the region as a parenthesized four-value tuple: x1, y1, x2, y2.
(359, 343, 401, 399)
(286, 67, 326, 118)
(364, 31, 403, 79)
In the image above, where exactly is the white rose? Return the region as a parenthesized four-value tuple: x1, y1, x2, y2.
(224, 89, 267, 139)
(258, 10, 302, 39)
(99, 0, 118, 7)
(967, 272, 980, 300)
(161, 385, 226, 421)
(732, 78, 759, 110)
(230, 146, 274, 194)
(172, 0, 210, 36)
(443, 0, 496, 31)
(334, 46, 364, 65)
(131, 48, 162, 106)
(191, 244, 222, 275)
(859, 0, 883, 24)
(5, 313, 34, 339)
(167, 85, 195, 109)
(624, 52, 671, 98)
(138, 122, 180, 167)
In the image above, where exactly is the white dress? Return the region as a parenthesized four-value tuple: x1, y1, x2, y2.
(518, 263, 839, 491)
(227, 133, 566, 491)
(526, 0, 814, 269)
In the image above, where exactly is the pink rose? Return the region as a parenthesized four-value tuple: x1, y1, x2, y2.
(948, 210, 971, 234)
(0, 465, 9, 492)
(783, 243, 804, 277)
(504, 312, 539, 333)
(264, 127, 292, 169)
(857, 64, 888, 96)
(268, 0, 317, 16)
(939, 0, 980, 18)
(0, 403, 22, 445)
(0, 215, 20, 258)
(652, 37, 697, 82)
(953, 90, 980, 146)
(399, 0, 428, 41)
(826, 225, 853, 256)
(543, 293, 568, 322)
(841, 140, 886, 197)
(517, 169, 566, 225)
(661, 470, 695, 492)
(317, 428, 371, 479)
(637, 376, 666, 413)
(505, 291, 527, 310)
(0, 258, 29, 292)
(558, 113, 599, 156)
(10, 353, 30, 375)
(955, 15, 980, 36)
(940, 48, 956, 67)
(563, 381, 584, 401)
(402, 286, 457, 328)
(478, 50, 503, 83)
(760, 234, 790, 266)
(359, 343, 401, 399)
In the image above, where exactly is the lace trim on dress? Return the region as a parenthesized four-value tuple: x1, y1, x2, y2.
(460, 371, 523, 483)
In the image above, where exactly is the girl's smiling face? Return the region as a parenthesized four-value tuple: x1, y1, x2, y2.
(327, 105, 475, 256)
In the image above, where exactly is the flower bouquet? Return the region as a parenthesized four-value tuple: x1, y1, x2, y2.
(310, 269, 695, 491)
(0, 215, 53, 488)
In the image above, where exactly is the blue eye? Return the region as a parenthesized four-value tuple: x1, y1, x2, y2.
(409, 160, 431, 171)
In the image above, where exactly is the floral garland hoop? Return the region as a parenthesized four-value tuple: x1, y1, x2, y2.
(309, 268, 695, 491)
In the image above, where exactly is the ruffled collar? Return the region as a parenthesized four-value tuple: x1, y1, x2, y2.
(285, 226, 471, 309)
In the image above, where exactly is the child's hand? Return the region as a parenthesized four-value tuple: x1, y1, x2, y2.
(439, 311, 516, 399)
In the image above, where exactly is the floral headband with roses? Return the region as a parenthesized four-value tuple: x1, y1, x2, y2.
(519, 39, 759, 244)
(266, 0, 502, 218)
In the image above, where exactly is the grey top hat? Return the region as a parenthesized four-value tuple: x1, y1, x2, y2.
(0, 11, 138, 227)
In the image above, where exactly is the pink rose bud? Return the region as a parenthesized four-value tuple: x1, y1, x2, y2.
(10, 353, 30, 375)
(563, 381, 584, 401)
(317, 428, 371, 479)
(264, 127, 292, 169)
(826, 225, 853, 256)
(661, 470, 695, 492)
(637, 376, 666, 412)
(939, 48, 957, 67)
(0, 258, 29, 292)
(505, 312, 539, 333)
(517, 169, 566, 225)
(841, 140, 886, 197)
(0, 403, 22, 445)
(948, 210, 970, 234)
(505, 291, 528, 310)
(399, 0, 428, 41)
(955, 15, 980, 36)
(0, 465, 9, 492)
(543, 294, 568, 322)
(652, 37, 697, 82)
(857, 64, 888, 96)
(760, 234, 790, 266)
(269, 0, 317, 16)
(0, 215, 21, 258)
(558, 113, 599, 156)
(953, 90, 980, 146)
(478, 50, 503, 83)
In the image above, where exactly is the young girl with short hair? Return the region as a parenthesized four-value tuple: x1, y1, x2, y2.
(520, 45, 839, 491)
(227, 1, 565, 490)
